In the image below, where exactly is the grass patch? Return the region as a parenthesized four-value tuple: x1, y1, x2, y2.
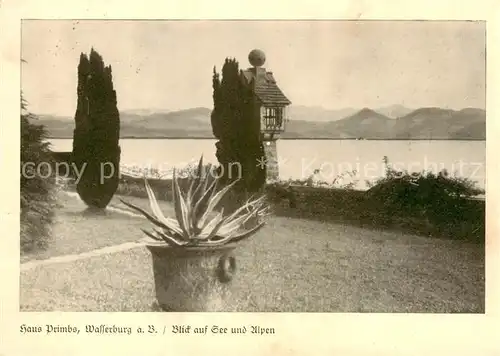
(20, 194, 485, 312)
(20, 192, 159, 263)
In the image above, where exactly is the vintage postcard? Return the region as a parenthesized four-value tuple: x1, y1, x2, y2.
(1, 1, 499, 355)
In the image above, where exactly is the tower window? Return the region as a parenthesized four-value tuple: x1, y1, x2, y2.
(262, 107, 285, 131)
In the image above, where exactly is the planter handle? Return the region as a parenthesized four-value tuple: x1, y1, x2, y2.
(216, 253, 236, 283)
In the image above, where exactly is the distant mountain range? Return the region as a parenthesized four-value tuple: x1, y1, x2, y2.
(288, 104, 414, 121)
(37, 105, 486, 140)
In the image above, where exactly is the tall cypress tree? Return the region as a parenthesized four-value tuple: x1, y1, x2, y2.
(211, 58, 266, 193)
(72, 48, 121, 209)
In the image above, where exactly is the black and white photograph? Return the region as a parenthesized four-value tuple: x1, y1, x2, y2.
(19, 20, 486, 313)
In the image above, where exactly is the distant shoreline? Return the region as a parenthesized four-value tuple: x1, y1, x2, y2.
(48, 136, 487, 141)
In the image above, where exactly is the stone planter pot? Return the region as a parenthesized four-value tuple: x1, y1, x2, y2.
(145, 241, 237, 312)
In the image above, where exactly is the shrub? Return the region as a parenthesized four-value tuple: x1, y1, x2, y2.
(20, 93, 59, 252)
(366, 156, 485, 225)
(264, 156, 484, 243)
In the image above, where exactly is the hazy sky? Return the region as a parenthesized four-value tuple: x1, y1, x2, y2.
(21, 20, 485, 116)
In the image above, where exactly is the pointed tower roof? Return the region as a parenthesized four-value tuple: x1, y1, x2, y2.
(241, 49, 291, 106)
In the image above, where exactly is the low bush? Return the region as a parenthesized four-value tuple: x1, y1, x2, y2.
(365, 156, 484, 227)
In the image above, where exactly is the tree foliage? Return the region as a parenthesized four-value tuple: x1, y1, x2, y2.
(211, 58, 266, 193)
(20, 92, 58, 251)
(72, 48, 121, 208)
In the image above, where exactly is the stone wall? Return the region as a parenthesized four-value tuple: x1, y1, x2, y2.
(263, 140, 279, 182)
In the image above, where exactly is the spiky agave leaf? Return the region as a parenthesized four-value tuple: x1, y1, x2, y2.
(196, 178, 240, 230)
(257, 205, 272, 219)
(222, 195, 267, 226)
(190, 175, 206, 213)
(120, 199, 182, 238)
(184, 156, 207, 231)
(172, 169, 192, 240)
(140, 228, 163, 241)
(196, 220, 262, 246)
(140, 228, 186, 247)
(187, 155, 204, 203)
(214, 196, 268, 240)
(142, 179, 184, 236)
(188, 196, 267, 245)
(215, 196, 266, 231)
(204, 197, 266, 243)
(217, 203, 266, 238)
(193, 208, 228, 241)
(144, 178, 164, 219)
(192, 162, 212, 207)
(227, 221, 266, 243)
(216, 212, 256, 238)
(153, 228, 189, 247)
(191, 175, 219, 231)
(185, 165, 198, 209)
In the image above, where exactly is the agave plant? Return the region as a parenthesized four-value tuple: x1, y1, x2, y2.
(120, 156, 270, 247)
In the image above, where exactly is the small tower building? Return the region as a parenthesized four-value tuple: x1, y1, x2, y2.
(240, 49, 291, 182)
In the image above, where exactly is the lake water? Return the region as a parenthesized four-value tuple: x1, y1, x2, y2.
(50, 139, 486, 191)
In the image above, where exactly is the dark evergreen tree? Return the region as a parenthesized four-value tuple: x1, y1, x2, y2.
(20, 92, 57, 251)
(72, 48, 121, 209)
(211, 58, 266, 193)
